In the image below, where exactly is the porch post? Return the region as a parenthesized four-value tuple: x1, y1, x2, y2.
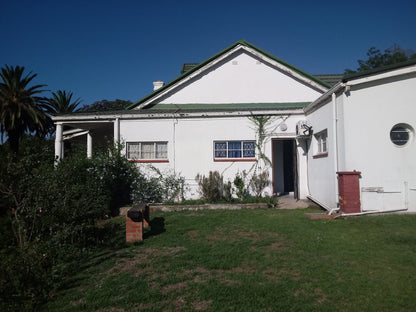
(54, 123, 63, 165)
(87, 132, 92, 159)
(114, 118, 120, 145)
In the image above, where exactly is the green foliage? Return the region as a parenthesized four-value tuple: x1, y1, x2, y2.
(196, 171, 232, 202)
(149, 167, 186, 202)
(248, 115, 274, 169)
(131, 171, 163, 204)
(80, 99, 132, 112)
(44, 90, 81, 115)
(249, 170, 271, 197)
(0, 65, 49, 153)
(345, 44, 416, 74)
(0, 139, 146, 309)
(233, 171, 249, 200)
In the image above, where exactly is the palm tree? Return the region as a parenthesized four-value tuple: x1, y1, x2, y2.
(44, 90, 81, 115)
(0, 65, 48, 153)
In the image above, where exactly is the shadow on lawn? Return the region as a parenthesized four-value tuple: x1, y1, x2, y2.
(144, 217, 166, 239)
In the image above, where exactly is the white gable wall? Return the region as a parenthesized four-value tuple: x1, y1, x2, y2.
(149, 50, 323, 105)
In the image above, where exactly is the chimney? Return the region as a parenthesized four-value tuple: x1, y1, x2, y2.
(153, 80, 164, 91)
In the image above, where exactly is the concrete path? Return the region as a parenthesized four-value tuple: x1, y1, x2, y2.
(277, 194, 318, 209)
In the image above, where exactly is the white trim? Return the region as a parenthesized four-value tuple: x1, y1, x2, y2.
(346, 65, 416, 86)
(305, 64, 416, 114)
(239, 46, 328, 93)
(52, 109, 304, 123)
(304, 82, 345, 114)
(137, 45, 243, 109)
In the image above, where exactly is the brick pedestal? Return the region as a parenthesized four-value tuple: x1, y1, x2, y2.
(125, 204, 150, 242)
(337, 171, 361, 214)
(126, 216, 143, 242)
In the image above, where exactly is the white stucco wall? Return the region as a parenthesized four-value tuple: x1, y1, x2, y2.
(306, 71, 416, 212)
(305, 98, 338, 209)
(120, 113, 309, 200)
(152, 50, 323, 105)
(341, 74, 416, 212)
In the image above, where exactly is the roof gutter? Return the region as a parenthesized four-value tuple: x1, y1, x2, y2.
(304, 82, 346, 114)
(51, 109, 305, 122)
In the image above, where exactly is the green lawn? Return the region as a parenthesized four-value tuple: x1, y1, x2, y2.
(42, 207, 416, 311)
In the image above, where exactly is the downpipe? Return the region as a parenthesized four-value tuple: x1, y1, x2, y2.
(335, 208, 408, 218)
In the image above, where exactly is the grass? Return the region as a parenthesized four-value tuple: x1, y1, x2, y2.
(41, 207, 416, 311)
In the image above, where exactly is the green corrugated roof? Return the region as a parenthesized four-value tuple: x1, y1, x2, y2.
(314, 74, 343, 87)
(127, 40, 330, 110)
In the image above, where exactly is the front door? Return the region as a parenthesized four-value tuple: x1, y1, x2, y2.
(272, 139, 298, 199)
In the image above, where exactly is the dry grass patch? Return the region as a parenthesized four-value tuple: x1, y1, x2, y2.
(106, 247, 187, 276)
(192, 299, 213, 311)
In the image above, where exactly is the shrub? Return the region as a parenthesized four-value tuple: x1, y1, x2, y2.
(0, 139, 121, 309)
(131, 171, 163, 204)
(0, 138, 187, 309)
(249, 170, 270, 197)
(233, 171, 250, 200)
(150, 168, 186, 203)
(196, 171, 232, 202)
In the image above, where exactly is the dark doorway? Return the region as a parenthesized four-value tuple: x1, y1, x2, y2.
(272, 139, 298, 199)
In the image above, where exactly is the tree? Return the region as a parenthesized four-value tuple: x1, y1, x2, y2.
(345, 44, 416, 74)
(0, 65, 49, 153)
(80, 99, 132, 112)
(44, 90, 81, 115)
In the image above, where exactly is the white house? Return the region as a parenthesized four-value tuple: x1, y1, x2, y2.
(52, 40, 416, 214)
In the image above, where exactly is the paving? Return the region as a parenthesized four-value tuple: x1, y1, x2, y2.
(277, 195, 319, 209)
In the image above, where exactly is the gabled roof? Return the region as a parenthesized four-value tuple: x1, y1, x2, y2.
(182, 65, 342, 87)
(127, 39, 331, 110)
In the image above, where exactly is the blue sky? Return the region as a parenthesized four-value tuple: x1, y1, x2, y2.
(1, 0, 415, 106)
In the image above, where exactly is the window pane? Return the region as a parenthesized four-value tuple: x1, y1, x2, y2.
(243, 141, 255, 158)
(141, 142, 154, 159)
(155, 142, 167, 159)
(322, 139, 327, 153)
(315, 131, 328, 154)
(215, 142, 227, 158)
(127, 143, 140, 159)
(228, 141, 242, 158)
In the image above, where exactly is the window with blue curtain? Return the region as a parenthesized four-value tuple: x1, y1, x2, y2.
(228, 141, 242, 158)
(214, 140, 255, 159)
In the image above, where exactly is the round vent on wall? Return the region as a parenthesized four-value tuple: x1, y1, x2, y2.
(390, 123, 414, 147)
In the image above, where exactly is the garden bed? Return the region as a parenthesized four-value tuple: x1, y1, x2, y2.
(149, 202, 270, 212)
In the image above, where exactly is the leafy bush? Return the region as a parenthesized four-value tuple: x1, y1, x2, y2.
(0, 137, 189, 309)
(196, 171, 232, 202)
(233, 170, 250, 200)
(149, 167, 186, 203)
(249, 170, 270, 197)
(131, 171, 163, 204)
